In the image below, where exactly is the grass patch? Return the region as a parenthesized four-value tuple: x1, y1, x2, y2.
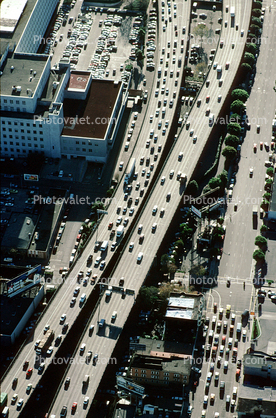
(251, 317, 261, 339)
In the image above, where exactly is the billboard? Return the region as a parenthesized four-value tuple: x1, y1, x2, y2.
(191, 205, 201, 219)
(24, 174, 39, 181)
(6, 265, 42, 295)
(116, 376, 145, 396)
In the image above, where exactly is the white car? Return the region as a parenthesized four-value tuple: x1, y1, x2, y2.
(152, 205, 158, 215)
(60, 314, 66, 324)
(137, 252, 143, 262)
(46, 346, 54, 356)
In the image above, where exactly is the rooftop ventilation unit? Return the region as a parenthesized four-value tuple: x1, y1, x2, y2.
(29, 77, 33, 82)
(16, 86, 21, 92)
(11, 66, 14, 72)
(33, 71, 37, 76)
(30, 69, 33, 73)
(12, 85, 16, 91)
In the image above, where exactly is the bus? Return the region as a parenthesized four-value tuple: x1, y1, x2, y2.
(0, 393, 8, 412)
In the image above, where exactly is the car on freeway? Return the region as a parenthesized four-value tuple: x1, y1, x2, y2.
(249, 168, 253, 177)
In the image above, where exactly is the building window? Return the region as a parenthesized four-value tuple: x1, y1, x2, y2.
(4, 148, 8, 151)
(22, 136, 25, 139)
(27, 130, 30, 133)
(40, 145, 44, 148)
(20, 123, 24, 126)
(15, 129, 18, 133)
(28, 144, 32, 147)
(82, 148, 86, 152)
(89, 149, 93, 152)
(4, 141, 7, 144)
(16, 101, 19, 105)
(23, 150, 26, 153)
(164, 376, 169, 380)
(76, 148, 80, 151)
(9, 135, 12, 138)
(16, 149, 20, 152)
(9, 128, 12, 132)
(174, 374, 179, 377)
(34, 130, 37, 134)
(14, 122, 18, 125)
(3, 128, 6, 131)
(39, 131, 43, 134)
(22, 101, 26, 105)
(8, 121, 11, 125)
(10, 148, 14, 152)
(27, 123, 30, 127)
(10, 100, 13, 104)
(22, 143, 25, 147)
(4, 100, 7, 103)
(34, 144, 38, 148)
(40, 138, 43, 141)
(28, 137, 31, 140)
(34, 137, 37, 141)
(76, 141, 79, 144)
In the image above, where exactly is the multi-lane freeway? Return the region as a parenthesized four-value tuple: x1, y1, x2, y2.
(1, 0, 253, 416)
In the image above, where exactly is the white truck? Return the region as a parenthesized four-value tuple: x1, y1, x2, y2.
(100, 240, 108, 252)
(116, 225, 124, 238)
(230, 6, 235, 17)
(124, 157, 136, 186)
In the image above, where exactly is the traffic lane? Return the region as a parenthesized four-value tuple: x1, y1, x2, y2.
(51, 291, 133, 414)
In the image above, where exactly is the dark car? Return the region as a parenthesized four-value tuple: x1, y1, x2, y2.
(12, 377, 18, 389)
(23, 361, 29, 371)
(64, 377, 70, 389)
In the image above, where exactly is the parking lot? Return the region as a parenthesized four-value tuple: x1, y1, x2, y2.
(50, 5, 139, 86)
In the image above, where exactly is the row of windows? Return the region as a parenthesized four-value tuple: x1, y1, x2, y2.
(3, 99, 26, 105)
(137, 369, 169, 377)
(2, 145, 44, 150)
(63, 147, 95, 153)
(2, 136, 44, 141)
(2, 147, 44, 152)
(135, 377, 170, 384)
(2, 121, 43, 128)
(2, 128, 43, 134)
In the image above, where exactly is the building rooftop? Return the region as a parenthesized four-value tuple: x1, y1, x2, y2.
(244, 352, 276, 370)
(0, 292, 39, 335)
(131, 354, 191, 375)
(237, 385, 276, 415)
(135, 338, 192, 359)
(62, 79, 122, 139)
(30, 189, 66, 252)
(1, 213, 38, 251)
(0, 0, 28, 34)
(1, 54, 48, 97)
(165, 294, 202, 321)
(67, 72, 90, 91)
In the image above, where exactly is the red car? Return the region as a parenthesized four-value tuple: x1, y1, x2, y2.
(206, 95, 210, 103)
(108, 222, 113, 230)
(213, 302, 217, 313)
(26, 368, 33, 378)
(253, 143, 257, 153)
(72, 402, 77, 412)
(236, 369, 241, 381)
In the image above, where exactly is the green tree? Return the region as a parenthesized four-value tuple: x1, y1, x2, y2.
(253, 249, 265, 262)
(260, 225, 268, 233)
(225, 135, 240, 148)
(175, 239, 184, 250)
(91, 201, 105, 211)
(230, 100, 246, 114)
(222, 146, 237, 161)
(231, 89, 249, 103)
(266, 167, 274, 177)
(253, 1, 262, 9)
(218, 170, 228, 187)
(265, 178, 273, 185)
(229, 113, 241, 123)
(190, 264, 207, 278)
(106, 189, 114, 198)
(241, 62, 252, 75)
(250, 24, 261, 35)
(217, 217, 224, 225)
(209, 177, 221, 189)
(263, 192, 271, 200)
(136, 48, 144, 61)
(185, 180, 199, 196)
(139, 286, 159, 310)
(252, 16, 262, 27)
(246, 43, 257, 54)
(180, 223, 193, 239)
(194, 23, 209, 39)
(252, 8, 262, 17)
(227, 122, 242, 135)
(160, 254, 170, 273)
(244, 52, 255, 67)
(255, 236, 267, 248)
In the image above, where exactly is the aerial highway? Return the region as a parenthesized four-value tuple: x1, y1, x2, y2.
(48, 0, 252, 416)
(2, 1, 253, 416)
